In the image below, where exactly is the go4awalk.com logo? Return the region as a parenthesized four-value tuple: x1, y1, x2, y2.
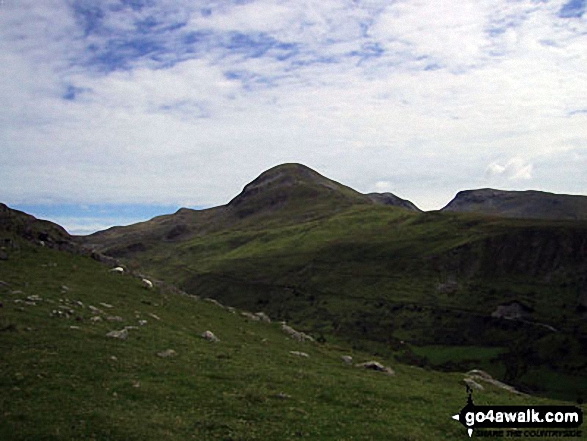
(452, 386, 583, 438)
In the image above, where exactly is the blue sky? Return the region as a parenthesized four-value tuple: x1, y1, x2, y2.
(1, 0, 586, 234)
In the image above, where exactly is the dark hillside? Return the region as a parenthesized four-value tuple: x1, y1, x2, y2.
(442, 189, 587, 220)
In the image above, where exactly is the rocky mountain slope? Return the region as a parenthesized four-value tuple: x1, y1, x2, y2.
(442, 188, 587, 220)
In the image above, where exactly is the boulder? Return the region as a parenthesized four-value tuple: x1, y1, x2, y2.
(356, 361, 395, 375)
(282, 324, 314, 342)
(289, 351, 309, 358)
(341, 355, 353, 365)
(201, 330, 220, 343)
(157, 349, 177, 358)
(106, 329, 128, 340)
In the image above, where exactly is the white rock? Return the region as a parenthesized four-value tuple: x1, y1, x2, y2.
(341, 355, 353, 365)
(106, 329, 128, 340)
(201, 330, 220, 343)
(356, 361, 395, 376)
(157, 349, 177, 358)
(289, 351, 309, 358)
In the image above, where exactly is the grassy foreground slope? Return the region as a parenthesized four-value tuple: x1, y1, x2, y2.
(1, 237, 581, 440)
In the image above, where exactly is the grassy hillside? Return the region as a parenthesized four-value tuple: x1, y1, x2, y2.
(83, 200, 587, 402)
(4, 236, 581, 440)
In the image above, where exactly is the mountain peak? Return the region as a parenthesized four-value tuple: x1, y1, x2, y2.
(227, 163, 370, 219)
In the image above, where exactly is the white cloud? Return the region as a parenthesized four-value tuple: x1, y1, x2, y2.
(0, 0, 586, 220)
(485, 157, 534, 181)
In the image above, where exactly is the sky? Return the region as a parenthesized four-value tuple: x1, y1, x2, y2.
(1, 0, 586, 234)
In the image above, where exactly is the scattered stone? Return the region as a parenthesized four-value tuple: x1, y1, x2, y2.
(90, 316, 102, 323)
(99, 302, 113, 309)
(255, 312, 271, 323)
(74, 300, 84, 308)
(109, 267, 124, 274)
(465, 369, 524, 395)
(356, 361, 395, 376)
(204, 298, 224, 308)
(132, 380, 140, 388)
(201, 330, 220, 343)
(290, 351, 309, 358)
(148, 313, 161, 321)
(23, 301, 37, 306)
(141, 278, 153, 289)
(274, 392, 291, 400)
(106, 316, 123, 322)
(138, 319, 147, 326)
(58, 305, 74, 314)
(341, 355, 353, 365)
(463, 377, 484, 390)
(124, 326, 138, 330)
(281, 324, 314, 342)
(106, 329, 128, 340)
(11, 290, 23, 295)
(241, 311, 260, 321)
(26, 295, 43, 302)
(157, 349, 177, 358)
(89, 305, 104, 314)
(50, 309, 65, 318)
(69, 326, 80, 330)
(226, 307, 237, 314)
(110, 356, 118, 361)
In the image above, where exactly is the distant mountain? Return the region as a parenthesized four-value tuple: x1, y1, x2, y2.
(83, 163, 419, 254)
(442, 188, 587, 220)
(227, 163, 373, 219)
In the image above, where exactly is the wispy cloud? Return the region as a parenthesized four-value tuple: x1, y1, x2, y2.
(1, 0, 586, 230)
(486, 157, 534, 181)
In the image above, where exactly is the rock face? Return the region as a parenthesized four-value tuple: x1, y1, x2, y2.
(441, 188, 587, 220)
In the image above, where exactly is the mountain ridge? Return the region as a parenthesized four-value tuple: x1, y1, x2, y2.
(442, 188, 587, 220)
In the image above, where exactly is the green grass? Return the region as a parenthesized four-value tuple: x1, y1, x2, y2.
(2, 239, 584, 440)
(410, 345, 505, 368)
